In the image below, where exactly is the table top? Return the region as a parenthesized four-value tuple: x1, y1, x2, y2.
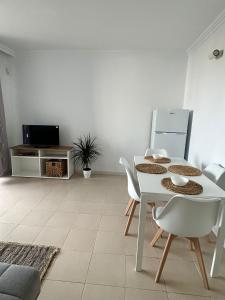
(134, 156, 225, 200)
(10, 145, 74, 151)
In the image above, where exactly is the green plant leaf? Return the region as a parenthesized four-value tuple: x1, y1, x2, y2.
(73, 134, 101, 168)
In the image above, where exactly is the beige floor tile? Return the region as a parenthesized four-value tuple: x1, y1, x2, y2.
(84, 190, 106, 203)
(125, 256, 165, 291)
(34, 227, 69, 247)
(102, 203, 127, 216)
(7, 225, 42, 244)
(64, 189, 87, 202)
(107, 189, 128, 199)
(20, 210, 54, 226)
(63, 229, 97, 251)
(204, 256, 225, 298)
(78, 202, 103, 215)
(86, 253, 126, 286)
(0, 207, 31, 224)
(167, 293, 210, 300)
(99, 215, 126, 232)
(199, 236, 216, 260)
(155, 237, 196, 262)
(0, 222, 15, 239)
(46, 212, 77, 229)
(82, 284, 125, 300)
(38, 280, 83, 300)
(104, 198, 127, 205)
(58, 200, 80, 212)
(2, 175, 225, 299)
(124, 234, 161, 258)
(125, 288, 168, 300)
(43, 188, 69, 202)
(34, 198, 63, 211)
(164, 259, 210, 297)
(47, 250, 91, 282)
(14, 197, 43, 210)
(0, 192, 22, 209)
(94, 231, 125, 254)
(126, 212, 159, 235)
(74, 214, 101, 230)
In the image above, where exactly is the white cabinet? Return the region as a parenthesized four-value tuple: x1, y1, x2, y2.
(10, 145, 74, 179)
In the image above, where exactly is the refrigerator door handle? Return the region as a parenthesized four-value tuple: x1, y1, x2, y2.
(176, 133, 186, 135)
(155, 131, 186, 135)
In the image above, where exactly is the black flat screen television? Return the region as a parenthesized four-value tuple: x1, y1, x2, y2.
(23, 125, 59, 147)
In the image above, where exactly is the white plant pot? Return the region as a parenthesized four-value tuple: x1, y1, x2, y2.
(83, 169, 91, 178)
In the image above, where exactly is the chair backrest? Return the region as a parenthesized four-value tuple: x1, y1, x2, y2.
(119, 157, 140, 201)
(203, 163, 225, 190)
(145, 148, 168, 157)
(154, 195, 221, 237)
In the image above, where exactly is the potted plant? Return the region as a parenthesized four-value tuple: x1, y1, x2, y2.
(73, 134, 101, 178)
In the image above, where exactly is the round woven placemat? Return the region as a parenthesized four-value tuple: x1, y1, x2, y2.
(161, 177, 203, 195)
(145, 156, 171, 164)
(136, 163, 167, 174)
(168, 165, 202, 176)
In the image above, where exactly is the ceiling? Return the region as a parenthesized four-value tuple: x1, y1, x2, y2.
(0, 0, 225, 50)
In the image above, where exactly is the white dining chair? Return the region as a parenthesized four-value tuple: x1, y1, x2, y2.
(203, 163, 225, 190)
(150, 195, 221, 289)
(119, 157, 155, 235)
(145, 148, 168, 157)
(203, 163, 225, 240)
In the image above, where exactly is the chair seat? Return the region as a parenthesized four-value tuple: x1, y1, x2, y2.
(154, 207, 164, 219)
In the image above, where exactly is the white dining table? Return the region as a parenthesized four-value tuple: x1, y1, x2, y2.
(134, 156, 225, 277)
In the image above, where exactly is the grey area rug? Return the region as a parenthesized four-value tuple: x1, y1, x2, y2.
(0, 241, 60, 280)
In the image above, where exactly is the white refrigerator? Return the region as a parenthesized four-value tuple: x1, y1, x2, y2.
(150, 109, 190, 158)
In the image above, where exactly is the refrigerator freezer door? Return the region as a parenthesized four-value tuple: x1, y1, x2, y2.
(153, 109, 189, 133)
(151, 132, 187, 158)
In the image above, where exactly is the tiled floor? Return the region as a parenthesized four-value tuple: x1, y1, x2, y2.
(0, 174, 225, 299)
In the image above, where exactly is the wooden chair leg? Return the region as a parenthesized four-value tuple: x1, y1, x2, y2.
(124, 198, 133, 216)
(206, 234, 212, 243)
(192, 238, 210, 290)
(206, 233, 215, 244)
(189, 240, 195, 251)
(150, 228, 164, 247)
(124, 200, 138, 236)
(155, 234, 175, 283)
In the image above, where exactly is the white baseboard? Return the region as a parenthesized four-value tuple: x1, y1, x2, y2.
(74, 170, 125, 176)
(92, 170, 125, 176)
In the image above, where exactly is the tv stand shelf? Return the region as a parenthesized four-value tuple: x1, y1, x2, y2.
(10, 145, 75, 179)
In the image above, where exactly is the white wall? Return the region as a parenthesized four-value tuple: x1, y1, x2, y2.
(184, 22, 225, 169)
(15, 50, 187, 172)
(0, 51, 18, 146)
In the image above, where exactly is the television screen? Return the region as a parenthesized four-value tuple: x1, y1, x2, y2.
(23, 125, 59, 146)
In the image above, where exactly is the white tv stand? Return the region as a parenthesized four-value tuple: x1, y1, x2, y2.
(10, 145, 75, 179)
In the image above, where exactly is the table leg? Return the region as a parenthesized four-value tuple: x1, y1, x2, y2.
(135, 196, 147, 271)
(210, 202, 225, 277)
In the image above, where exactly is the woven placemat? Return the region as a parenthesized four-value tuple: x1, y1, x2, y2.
(136, 163, 167, 174)
(145, 156, 171, 164)
(168, 165, 202, 176)
(161, 177, 203, 195)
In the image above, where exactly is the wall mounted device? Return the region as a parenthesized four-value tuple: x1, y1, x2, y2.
(209, 49, 224, 60)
